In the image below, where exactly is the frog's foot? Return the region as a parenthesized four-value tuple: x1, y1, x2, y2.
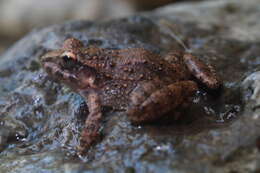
(77, 92, 102, 155)
(183, 54, 221, 90)
(127, 80, 198, 124)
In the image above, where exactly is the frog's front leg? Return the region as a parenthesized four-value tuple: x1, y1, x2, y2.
(127, 80, 198, 124)
(183, 53, 221, 90)
(77, 91, 102, 154)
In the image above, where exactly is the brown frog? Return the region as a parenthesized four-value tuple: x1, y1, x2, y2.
(40, 38, 221, 154)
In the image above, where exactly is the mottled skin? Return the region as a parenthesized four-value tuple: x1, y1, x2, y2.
(41, 38, 221, 154)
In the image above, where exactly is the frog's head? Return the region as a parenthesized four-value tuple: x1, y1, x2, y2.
(40, 38, 99, 90)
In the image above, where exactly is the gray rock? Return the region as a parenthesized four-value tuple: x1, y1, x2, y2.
(242, 71, 260, 120)
(243, 72, 260, 103)
(0, 0, 260, 173)
(0, 128, 9, 152)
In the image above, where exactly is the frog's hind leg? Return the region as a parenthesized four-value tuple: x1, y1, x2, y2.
(77, 91, 102, 155)
(183, 53, 221, 89)
(127, 81, 198, 124)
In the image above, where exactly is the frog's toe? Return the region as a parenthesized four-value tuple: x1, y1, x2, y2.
(183, 53, 221, 89)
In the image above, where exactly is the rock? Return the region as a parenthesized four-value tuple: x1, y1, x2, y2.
(242, 71, 260, 127)
(0, 127, 9, 152)
(0, 112, 28, 152)
(0, 0, 260, 172)
(242, 71, 260, 108)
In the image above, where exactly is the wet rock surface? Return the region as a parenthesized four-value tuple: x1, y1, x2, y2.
(0, 0, 260, 172)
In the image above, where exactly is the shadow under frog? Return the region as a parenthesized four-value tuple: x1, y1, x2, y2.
(40, 38, 221, 155)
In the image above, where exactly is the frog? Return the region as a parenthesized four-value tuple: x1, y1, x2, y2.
(40, 38, 221, 154)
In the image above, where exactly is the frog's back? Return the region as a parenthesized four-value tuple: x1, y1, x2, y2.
(98, 48, 191, 109)
(114, 48, 190, 83)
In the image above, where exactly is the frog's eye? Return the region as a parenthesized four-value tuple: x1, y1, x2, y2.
(61, 52, 77, 62)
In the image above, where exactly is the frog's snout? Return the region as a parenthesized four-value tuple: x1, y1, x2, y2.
(40, 50, 64, 62)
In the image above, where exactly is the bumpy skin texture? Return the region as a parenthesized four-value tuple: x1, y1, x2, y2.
(41, 38, 221, 154)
